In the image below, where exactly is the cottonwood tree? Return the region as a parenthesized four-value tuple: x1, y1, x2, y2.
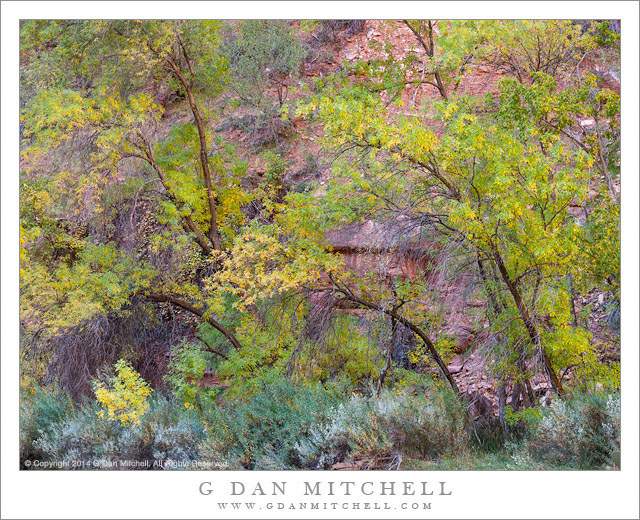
(288, 20, 619, 407)
(195, 20, 619, 403)
(20, 20, 281, 387)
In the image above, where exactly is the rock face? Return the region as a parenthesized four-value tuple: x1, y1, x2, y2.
(325, 219, 421, 253)
(325, 219, 438, 279)
(326, 217, 480, 347)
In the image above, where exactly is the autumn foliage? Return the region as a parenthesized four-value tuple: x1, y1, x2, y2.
(19, 19, 620, 470)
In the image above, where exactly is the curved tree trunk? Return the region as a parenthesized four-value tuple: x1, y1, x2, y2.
(164, 53, 222, 251)
(330, 280, 460, 396)
(145, 35, 222, 251)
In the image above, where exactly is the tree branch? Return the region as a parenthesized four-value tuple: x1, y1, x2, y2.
(145, 36, 222, 250)
(490, 243, 564, 395)
(132, 135, 213, 256)
(194, 333, 228, 360)
(146, 293, 242, 351)
(329, 276, 459, 395)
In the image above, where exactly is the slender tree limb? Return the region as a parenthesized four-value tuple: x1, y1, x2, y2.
(491, 244, 564, 395)
(476, 250, 504, 318)
(163, 53, 222, 250)
(350, 140, 461, 201)
(328, 276, 460, 395)
(194, 333, 228, 360)
(146, 293, 242, 351)
(129, 138, 213, 256)
(175, 30, 196, 88)
(403, 20, 448, 100)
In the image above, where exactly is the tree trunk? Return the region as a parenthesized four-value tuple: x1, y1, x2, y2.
(164, 54, 222, 251)
(511, 382, 523, 412)
(498, 382, 509, 438)
(476, 252, 504, 317)
(492, 246, 564, 396)
(376, 315, 398, 394)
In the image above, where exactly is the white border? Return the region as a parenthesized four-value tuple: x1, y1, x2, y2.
(2, 2, 638, 519)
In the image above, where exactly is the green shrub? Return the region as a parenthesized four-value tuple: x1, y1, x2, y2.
(30, 394, 206, 469)
(165, 340, 223, 408)
(296, 386, 470, 469)
(524, 392, 620, 469)
(146, 397, 206, 466)
(20, 385, 75, 464)
(315, 20, 366, 44)
(295, 395, 376, 469)
(33, 401, 135, 466)
(225, 20, 306, 117)
(379, 388, 469, 459)
(32, 382, 622, 471)
(201, 377, 345, 469)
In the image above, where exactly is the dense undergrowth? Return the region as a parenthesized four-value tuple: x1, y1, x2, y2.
(20, 376, 620, 470)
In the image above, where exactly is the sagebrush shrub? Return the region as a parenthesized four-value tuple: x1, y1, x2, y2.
(525, 392, 620, 469)
(34, 403, 131, 465)
(201, 377, 344, 469)
(377, 389, 469, 459)
(295, 395, 376, 469)
(20, 385, 75, 464)
(31, 395, 206, 469)
(296, 387, 470, 469)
